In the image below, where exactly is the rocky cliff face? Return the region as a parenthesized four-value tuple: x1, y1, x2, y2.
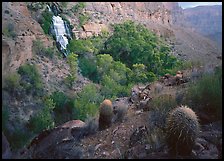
(2, 2, 53, 85)
(183, 5, 222, 48)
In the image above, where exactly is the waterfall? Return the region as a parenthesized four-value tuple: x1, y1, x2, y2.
(49, 4, 72, 57)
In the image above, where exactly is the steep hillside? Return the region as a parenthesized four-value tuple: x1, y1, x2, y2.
(183, 5, 222, 49)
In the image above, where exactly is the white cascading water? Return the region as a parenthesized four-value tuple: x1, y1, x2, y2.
(52, 16, 69, 52)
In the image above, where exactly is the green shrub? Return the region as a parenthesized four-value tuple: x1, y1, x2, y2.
(50, 91, 68, 111)
(18, 63, 43, 95)
(4, 72, 21, 92)
(72, 2, 86, 13)
(60, 2, 68, 8)
(2, 23, 16, 38)
(40, 9, 53, 35)
(2, 106, 9, 131)
(103, 20, 180, 76)
(78, 13, 90, 27)
(33, 39, 58, 58)
(5, 126, 33, 150)
(149, 94, 177, 112)
(28, 98, 55, 134)
(68, 39, 95, 55)
(79, 56, 99, 82)
(185, 67, 222, 119)
(73, 83, 104, 121)
(65, 53, 78, 88)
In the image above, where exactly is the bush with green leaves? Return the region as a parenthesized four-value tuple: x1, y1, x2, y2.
(79, 55, 99, 82)
(103, 20, 180, 76)
(73, 83, 104, 121)
(18, 63, 43, 95)
(39, 9, 53, 35)
(72, 2, 86, 13)
(28, 98, 55, 134)
(184, 66, 222, 120)
(78, 13, 90, 27)
(65, 53, 78, 88)
(68, 39, 95, 55)
(33, 39, 59, 58)
(2, 106, 9, 131)
(2, 23, 16, 39)
(4, 72, 21, 93)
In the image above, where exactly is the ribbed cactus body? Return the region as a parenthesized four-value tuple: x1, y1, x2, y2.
(99, 99, 113, 130)
(166, 105, 199, 156)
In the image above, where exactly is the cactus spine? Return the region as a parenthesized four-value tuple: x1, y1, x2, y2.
(99, 99, 113, 130)
(166, 105, 199, 156)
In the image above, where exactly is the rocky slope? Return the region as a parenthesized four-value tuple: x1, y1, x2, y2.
(183, 5, 222, 48)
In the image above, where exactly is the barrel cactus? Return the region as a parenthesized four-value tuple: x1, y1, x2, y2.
(99, 99, 113, 130)
(166, 105, 199, 156)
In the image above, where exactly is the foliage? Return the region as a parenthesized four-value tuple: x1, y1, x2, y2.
(79, 56, 99, 82)
(2, 23, 16, 38)
(65, 53, 78, 88)
(39, 9, 53, 34)
(60, 2, 68, 8)
(68, 39, 95, 55)
(2, 106, 9, 131)
(5, 126, 33, 150)
(18, 63, 43, 95)
(72, 2, 86, 13)
(73, 83, 104, 121)
(78, 13, 90, 27)
(33, 39, 58, 58)
(4, 72, 21, 93)
(103, 20, 179, 76)
(184, 66, 222, 119)
(50, 91, 68, 111)
(28, 98, 55, 134)
(149, 94, 177, 112)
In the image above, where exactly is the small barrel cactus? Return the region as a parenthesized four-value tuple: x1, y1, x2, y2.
(166, 105, 199, 156)
(99, 99, 113, 130)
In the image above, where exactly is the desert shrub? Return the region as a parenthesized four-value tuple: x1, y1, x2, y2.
(5, 126, 33, 150)
(72, 2, 86, 13)
(50, 91, 73, 125)
(73, 83, 104, 121)
(149, 94, 177, 112)
(2, 23, 16, 38)
(79, 56, 99, 82)
(50, 91, 68, 111)
(82, 116, 98, 136)
(68, 39, 95, 55)
(66, 53, 78, 85)
(18, 63, 43, 95)
(39, 9, 53, 35)
(103, 20, 180, 77)
(33, 40, 58, 58)
(78, 13, 90, 27)
(60, 2, 68, 8)
(28, 98, 55, 134)
(2, 106, 9, 131)
(4, 72, 21, 93)
(113, 103, 128, 123)
(184, 66, 222, 119)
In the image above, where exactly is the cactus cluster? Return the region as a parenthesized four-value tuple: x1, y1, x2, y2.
(165, 105, 199, 156)
(99, 99, 113, 130)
